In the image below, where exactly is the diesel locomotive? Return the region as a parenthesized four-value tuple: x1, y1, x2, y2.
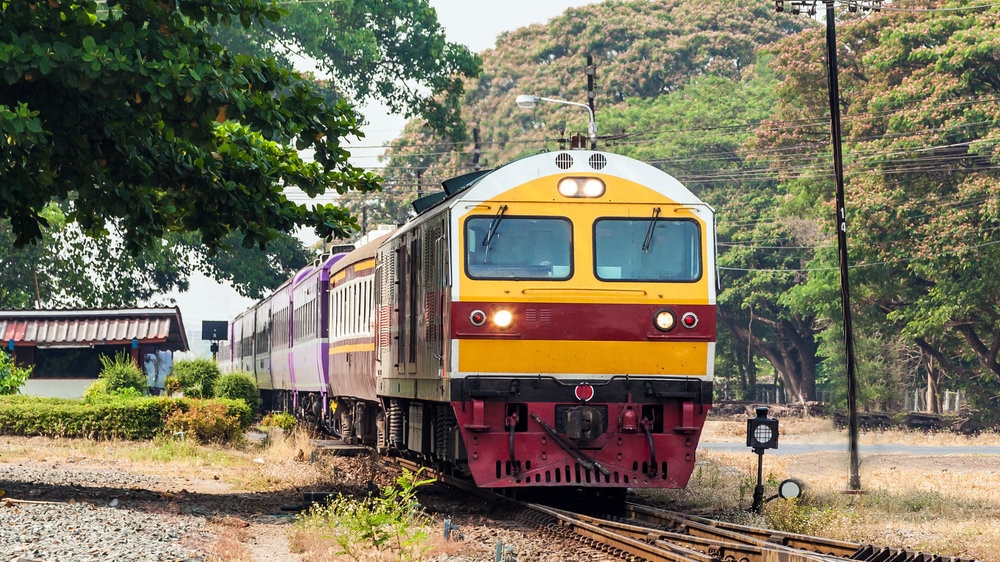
(219, 148, 717, 490)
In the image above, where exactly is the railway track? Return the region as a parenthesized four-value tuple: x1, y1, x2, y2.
(533, 501, 979, 562)
(389, 457, 979, 562)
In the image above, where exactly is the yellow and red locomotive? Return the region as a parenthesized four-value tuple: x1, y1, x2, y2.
(369, 149, 715, 489)
(226, 148, 716, 490)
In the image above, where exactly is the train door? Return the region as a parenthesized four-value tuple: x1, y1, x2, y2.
(419, 217, 449, 378)
(395, 234, 419, 376)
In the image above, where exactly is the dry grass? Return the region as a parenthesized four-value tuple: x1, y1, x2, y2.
(637, 418, 1000, 561)
(0, 429, 338, 493)
(288, 533, 467, 562)
(204, 517, 255, 562)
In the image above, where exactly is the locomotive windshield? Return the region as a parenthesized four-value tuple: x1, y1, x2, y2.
(594, 218, 701, 282)
(465, 216, 572, 279)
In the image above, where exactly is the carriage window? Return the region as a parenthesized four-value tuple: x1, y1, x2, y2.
(465, 216, 572, 280)
(594, 218, 701, 282)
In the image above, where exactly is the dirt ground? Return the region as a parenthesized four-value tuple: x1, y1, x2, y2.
(694, 417, 1000, 561)
(1, 419, 997, 561)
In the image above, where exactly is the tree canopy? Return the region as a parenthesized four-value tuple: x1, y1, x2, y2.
(1, 0, 480, 305)
(751, 1, 1000, 417)
(1, 0, 383, 253)
(0, 202, 311, 308)
(213, 0, 481, 142)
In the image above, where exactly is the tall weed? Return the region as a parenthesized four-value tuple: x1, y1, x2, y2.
(293, 468, 436, 561)
(97, 351, 147, 396)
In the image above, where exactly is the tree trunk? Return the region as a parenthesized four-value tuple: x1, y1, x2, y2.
(719, 311, 819, 403)
(924, 353, 941, 414)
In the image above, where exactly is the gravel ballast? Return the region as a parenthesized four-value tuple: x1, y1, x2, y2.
(0, 463, 212, 561)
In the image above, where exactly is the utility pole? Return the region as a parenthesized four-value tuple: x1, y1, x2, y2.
(472, 125, 482, 171)
(776, 0, 881, 492)
(586, 54, 597, 150)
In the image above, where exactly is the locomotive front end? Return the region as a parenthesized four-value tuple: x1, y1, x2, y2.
(448, 150, 716, 489)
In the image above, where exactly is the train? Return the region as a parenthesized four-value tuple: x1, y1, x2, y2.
(218, 147, 717, 490)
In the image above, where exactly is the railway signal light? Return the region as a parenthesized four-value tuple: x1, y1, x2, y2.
(747, 406, 778, 450)
(747, 406, 779, 513)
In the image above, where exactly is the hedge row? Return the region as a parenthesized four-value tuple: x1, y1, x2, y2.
(0, 395, 252, 442)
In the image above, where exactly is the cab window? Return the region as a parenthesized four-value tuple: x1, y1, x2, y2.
(465, 216, 572, 280)
(594, 218, 701, 282)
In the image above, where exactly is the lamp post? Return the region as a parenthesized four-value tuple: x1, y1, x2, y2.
(515, 94, 597, 149)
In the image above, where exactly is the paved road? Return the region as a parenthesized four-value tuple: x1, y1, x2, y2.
(699, 441, 1000, 456)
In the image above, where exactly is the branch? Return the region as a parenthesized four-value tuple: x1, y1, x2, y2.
(953, 324, 1000, 377)
(915, 337, 973, 381)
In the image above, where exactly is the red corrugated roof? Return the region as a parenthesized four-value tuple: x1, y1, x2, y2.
(0, 308, 188, 350)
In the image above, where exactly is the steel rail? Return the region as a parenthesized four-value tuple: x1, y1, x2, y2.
(384, 458, 977, 562)
(626, 502, 857, 557)
(624, 503, 979, 562)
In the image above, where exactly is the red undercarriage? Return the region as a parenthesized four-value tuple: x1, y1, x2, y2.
(452, 399, 708, 488)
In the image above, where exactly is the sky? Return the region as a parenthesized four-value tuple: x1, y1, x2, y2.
(347, 0, 603, 173)
(170, 0, 602, 357)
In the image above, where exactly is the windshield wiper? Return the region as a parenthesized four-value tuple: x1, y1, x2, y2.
(642, 207, 661, 253)
(482, 205, 508, 261)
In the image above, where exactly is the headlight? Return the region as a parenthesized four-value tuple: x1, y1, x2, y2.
(492, 309, 513, 329)
(557, 177, 606, 198)
(654, 310, 676, 332)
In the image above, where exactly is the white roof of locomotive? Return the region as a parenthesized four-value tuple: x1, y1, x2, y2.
(455, 150, 706, 207)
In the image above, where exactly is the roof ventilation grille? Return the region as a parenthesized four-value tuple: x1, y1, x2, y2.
(555, 153, 574, 170)
(588, 153, 607, 170)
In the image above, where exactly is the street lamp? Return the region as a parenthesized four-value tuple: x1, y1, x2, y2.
(515, 94, 597, 148)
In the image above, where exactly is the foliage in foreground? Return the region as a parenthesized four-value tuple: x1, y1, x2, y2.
(0, 352, 31, 395)
(172, 358, 222, 399)
(97, 351, 148, 396)
(214, 371, 261, 418)
(292, 469, 436, 561)
(1, 0, 380, 253)
(0, 395, 250, 442)
(259, 411, 297, 433)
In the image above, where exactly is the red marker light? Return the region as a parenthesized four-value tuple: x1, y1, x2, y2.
(681, 312, 699, 328)
(470, 310, 487, 326)
(575, 384, 595, 402)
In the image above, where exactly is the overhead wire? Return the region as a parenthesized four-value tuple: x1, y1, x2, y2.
(286, 2, 1000, 276)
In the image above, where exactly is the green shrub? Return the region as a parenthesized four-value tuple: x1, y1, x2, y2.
(0, 352, 32, 395)
(171, 358, 221, 398)
(214, 371, 261, 417)
(0, 395, 251, 441)
(164, 399, 245, 443)
(82, 379, 109, 404)
(260, 411, 297, 432)
(0, 394, 166, 439)
(164, 376, 181, 396)
(98, 351, 147, 395)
